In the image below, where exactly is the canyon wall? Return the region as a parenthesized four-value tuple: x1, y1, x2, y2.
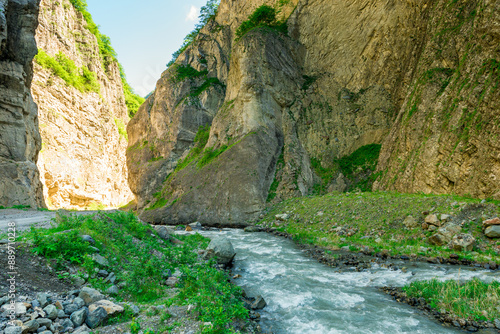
(375, 0, 500, 200)
(0, 0, 44, 209)
(32, 0, 133, 209)
(127, 0, 437, 225)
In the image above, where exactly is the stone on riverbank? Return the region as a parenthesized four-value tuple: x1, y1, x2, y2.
(449, 233, 475, 252)
(206, 237, 236, 266)
(485, 225, 500, 238)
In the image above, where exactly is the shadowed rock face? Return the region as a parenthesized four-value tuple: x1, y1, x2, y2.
(127, 0, 499, 226)
(0, 0, 45, 208)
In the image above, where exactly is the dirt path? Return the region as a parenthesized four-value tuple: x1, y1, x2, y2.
(0, 209, 113, 234)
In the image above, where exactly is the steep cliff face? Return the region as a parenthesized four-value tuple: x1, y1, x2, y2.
(375, 0, 500, 200)
(0, 0, 44, 208)
(127, 0, 430, 225)
(128, 0, 499, 225)
(31, 0, 133, 209)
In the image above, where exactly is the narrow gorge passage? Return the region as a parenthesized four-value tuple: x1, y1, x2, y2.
(181, 229, 498, 334)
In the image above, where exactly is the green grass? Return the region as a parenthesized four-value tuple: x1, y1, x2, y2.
(403, 278, 500, 321)
(235, 5, 287, 39)
(172, 65, 225, 101)
(114, 118, 128, 141)
(35, 50, 100, 93)
(260, 191, 500, 263)
(311, 144, 382, 194)
(25, 211, 249, 333)
(0, 205, 31, 210)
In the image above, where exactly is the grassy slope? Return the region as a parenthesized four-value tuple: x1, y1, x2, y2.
(259, 191, 500, 264)
(24, 211, 248, 334)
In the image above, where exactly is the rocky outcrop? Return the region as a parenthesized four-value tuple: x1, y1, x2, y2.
(127, 0, 499, 225)
(31, 0, 133, 209)
(0, 0, 44, 208)
(375, 0, 500, 200)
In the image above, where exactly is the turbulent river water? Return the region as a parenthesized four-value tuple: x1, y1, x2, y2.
(180, 229, 499, 334)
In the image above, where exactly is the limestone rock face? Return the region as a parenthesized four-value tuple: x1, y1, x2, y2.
(375, 0, 500, 200)
(0, 0, 44, 208)
(31, 0, 133, 209)
(127, 0, 499, 225)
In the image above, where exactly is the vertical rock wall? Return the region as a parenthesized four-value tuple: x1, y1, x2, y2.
(31, 0, 133, 209)
(0, 0, 44, 208)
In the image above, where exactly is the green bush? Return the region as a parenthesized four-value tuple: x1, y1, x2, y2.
(35, 50, 100, 93)
(68, 0, 144, 117)
(235, 5, 287, 39)
(114, 118, 128, 141)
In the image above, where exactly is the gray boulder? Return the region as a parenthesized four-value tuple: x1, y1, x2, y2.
(428, 223, 461, 246)
(206, 237, 236, 266)
(85, 307, 107, 329)
(251, 296, 267, 310)
(189, 222, 202, 230)
(485, 225, 500, 238)
(37, 319, 52, 328)
(81, 235, 95, 244)
(0, 296, 9, 306)
(153, 226, 173, 241)
(449, 233, 475, 251)
(5, 326, 22, 334)
(22, 319, 39, 332)
(106, 285, 119, 295)
(61, 318, 73, 332)
(64, 303, 79, 315)
(42, 305, 57, 320)
(91, 254, 109, 267)
(73, 324, 91, 334)
(403, 216, 419, 229)
(70, 308, 88, 327)
(78, 288, 104, 306)
(73, 298, 85, 309)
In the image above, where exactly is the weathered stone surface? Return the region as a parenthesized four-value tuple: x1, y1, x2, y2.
(70, 308, 88, 327)
(485, 225, 500, 238)
(42, 305, 57, 320)
(153, 226, 173, 241)
(5, 326, 23, 334)
(375, 1, 500, 201)
(428, 223, 462, 246)
(206, 237, 236, 266)
(251, 296, 267, 310)
(0, 0, 45, 209)
(32, 0, 133, 210)
(78, 287, 104, 306)
(449, 233, 475, 252)
(403, 216, 419, 229)
(2, 302, 27, 316)
(85, 307, 108, 329)
(483, 218, 500, 229)
(88, 300, 123, 315)
(424, 214, 441, 227)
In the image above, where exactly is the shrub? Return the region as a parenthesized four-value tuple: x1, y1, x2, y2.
(235, 5, 286, 39)
(114, 118, 128, 141)
(35, 50, 100, 93)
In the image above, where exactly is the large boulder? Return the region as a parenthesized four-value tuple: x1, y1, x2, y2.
(482, 217, 500, 229)
(424, 214, 440, 227)
(88, 300, 123, 316)
(206, 237, 236, 266)
(428, 223, 461, 246)
(78, 287, 104, 306)
(85, 307, 108, 329)
(449, 233, 475, 252)
(403, 216, 419, 229)
(485, 225, 500, 238)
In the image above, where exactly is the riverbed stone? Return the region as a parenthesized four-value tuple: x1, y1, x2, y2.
(449, 233, 475, 251)
(36, 294, 49, 308)
(403, 216, 418, 229)
(424, 214, 440, 226)
(154, 226, 173, 241)
(485, 225, 500, 238)
(244, 226, 260, 232)
(206, 237, 236, 266)
(2, 302, 27, 316)
(88, 300, 123, 315)
(21, 319, 39, 333)
(79, 288, 104, 306)
(81, 235, 95, 245)
(106, 285, 119, 295)
(483, 218, 500, 229)
(251, 296, 267, 310)
(428, 223, 461, 246)
(42, 305, 57, 320)
(275, 214, 290, 221)
(5, 326, 22, 334)
(189, 222, 202, 230)
(85, 307, 108, 329)
(70, 308, 88, 327)
(91, 254, 109, 267)
(36, 319, 51, 328)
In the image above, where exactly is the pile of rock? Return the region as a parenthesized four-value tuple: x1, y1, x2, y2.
(0, 288, 132, 334)
(483, 218, 500, 238)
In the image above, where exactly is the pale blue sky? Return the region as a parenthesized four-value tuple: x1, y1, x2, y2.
(86, 0, 208, 97)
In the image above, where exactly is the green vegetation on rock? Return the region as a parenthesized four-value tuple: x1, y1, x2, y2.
(114, 118, 128, 141)
(167, 0, 221, 67)
(235, 5, 287, 39)
(68, 0, 144, 117)
(403, 278, 500, 321)
(35, 50, 100, 93)
(172, 64, 225, 101)
(311, 144, 382, 194)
